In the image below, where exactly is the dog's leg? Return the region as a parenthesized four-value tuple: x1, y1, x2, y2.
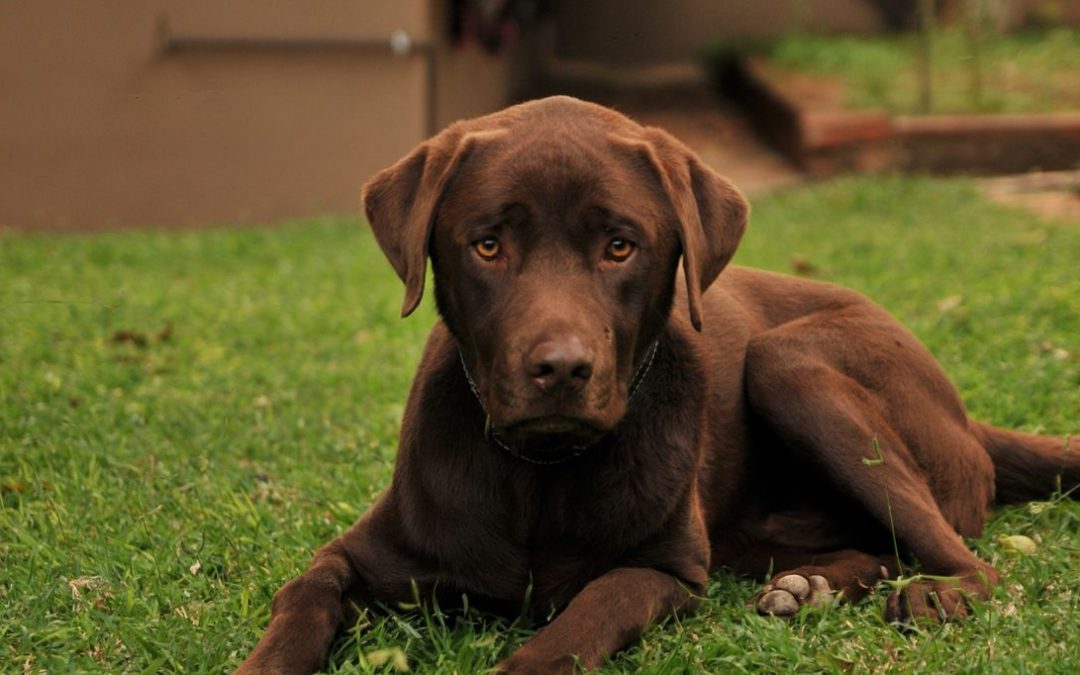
(754, 549, 896, 616)
(745, 332, 1000, 624)
(236, 538, 360, 674)
(496, 567, 698, 674)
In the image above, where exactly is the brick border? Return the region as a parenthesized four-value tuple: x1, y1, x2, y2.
(720, 57, 1080, 177)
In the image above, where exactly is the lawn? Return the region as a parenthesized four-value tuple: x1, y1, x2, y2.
(2, 176, 1078, 673)
(750, 26, 1080, 114)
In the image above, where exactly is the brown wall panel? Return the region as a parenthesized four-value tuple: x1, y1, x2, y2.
(1, 1, 432, 230)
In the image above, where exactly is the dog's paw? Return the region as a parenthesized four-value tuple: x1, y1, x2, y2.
(756, 572, 836, 617)
(885, 579, 973, 624)
(884, 566, 999, 626)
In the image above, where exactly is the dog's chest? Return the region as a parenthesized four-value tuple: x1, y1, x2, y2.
(465, 470, 638, 608)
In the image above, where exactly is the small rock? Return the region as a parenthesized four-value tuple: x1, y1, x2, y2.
(998, 534, 1037, 555)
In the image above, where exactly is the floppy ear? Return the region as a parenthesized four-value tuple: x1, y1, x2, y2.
(362, 128, 500, 317)
(612, 129, 749, 331)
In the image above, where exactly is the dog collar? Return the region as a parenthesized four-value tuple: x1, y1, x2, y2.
(458, 340, 659, 466)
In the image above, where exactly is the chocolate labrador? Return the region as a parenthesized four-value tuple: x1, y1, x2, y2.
(237, 96, 1078, 673)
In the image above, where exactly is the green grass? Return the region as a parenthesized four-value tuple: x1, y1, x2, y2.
(2, 175, 1078, 673)
(764, 27, 1080, 114)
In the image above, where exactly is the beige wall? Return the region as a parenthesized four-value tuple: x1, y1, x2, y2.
(9, 1, 1076, 230)
(0, 1, 519, 230)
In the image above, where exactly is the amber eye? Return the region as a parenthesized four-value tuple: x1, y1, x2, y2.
(606, 238, 635, 261)
(473, 237, 501, 259)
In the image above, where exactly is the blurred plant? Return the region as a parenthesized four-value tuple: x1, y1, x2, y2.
(963, 1, 990, 110)
(918, 1, 1046, 113)
(917, 0, 936, 113)
(1031, 0, 1065, 26)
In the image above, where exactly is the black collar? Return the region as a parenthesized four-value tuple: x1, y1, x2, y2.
(458, 340, 660, 466)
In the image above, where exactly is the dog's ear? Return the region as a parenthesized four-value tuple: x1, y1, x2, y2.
(362, 128, 501, 317)
(612, 129, 749, 331)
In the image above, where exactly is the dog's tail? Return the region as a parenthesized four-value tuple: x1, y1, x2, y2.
(972, 421, 1080, 504)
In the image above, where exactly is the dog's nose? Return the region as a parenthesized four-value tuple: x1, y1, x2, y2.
(526, 337, 593, 394)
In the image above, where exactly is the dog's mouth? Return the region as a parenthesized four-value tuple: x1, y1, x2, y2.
(497, 415, 608, 453)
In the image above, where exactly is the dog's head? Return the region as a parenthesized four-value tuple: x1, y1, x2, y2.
(363, 96, 747, 456)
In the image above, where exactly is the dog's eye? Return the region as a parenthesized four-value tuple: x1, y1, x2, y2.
(605, 239, 635, 262)
(473, 237, 501, 260)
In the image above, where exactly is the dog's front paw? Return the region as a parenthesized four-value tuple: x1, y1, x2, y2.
(755, 572, 836, 617)
(884, 565, 1000, 625)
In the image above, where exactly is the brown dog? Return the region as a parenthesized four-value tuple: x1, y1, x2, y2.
(237, 96, 1078, 674)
